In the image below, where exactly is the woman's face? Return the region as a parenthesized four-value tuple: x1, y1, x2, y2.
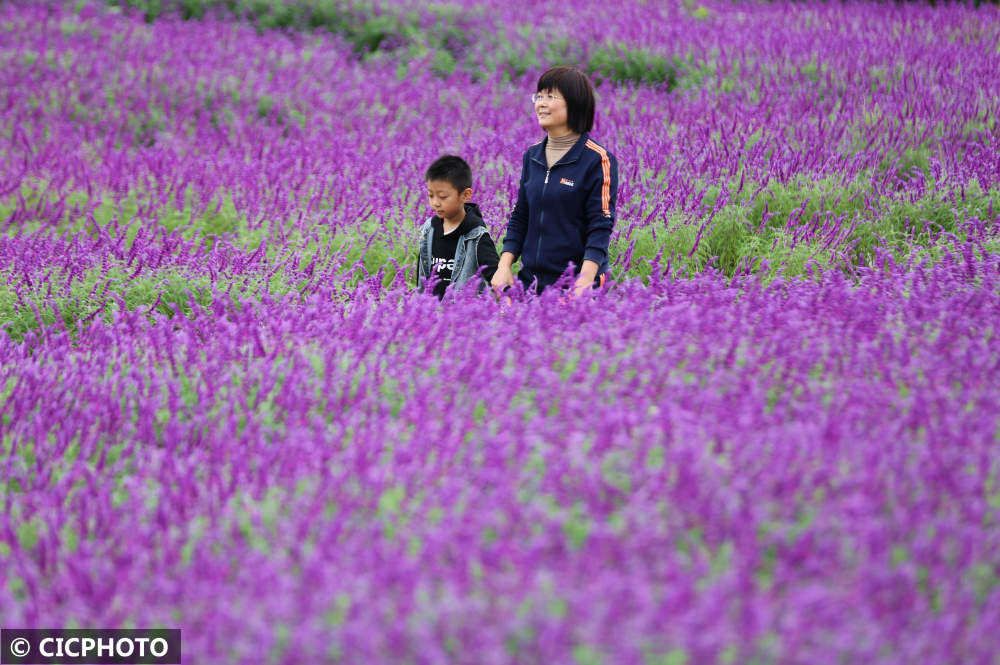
(534, 88, 570, 135)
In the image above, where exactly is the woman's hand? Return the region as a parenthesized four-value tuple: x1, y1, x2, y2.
(491, 252, 516, 291)
(571, 260, 600, 298)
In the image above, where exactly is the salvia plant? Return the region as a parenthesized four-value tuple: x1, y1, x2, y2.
(1, 1, 999, 663)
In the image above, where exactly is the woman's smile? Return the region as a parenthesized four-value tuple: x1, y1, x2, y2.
(534, 90, 569, 134)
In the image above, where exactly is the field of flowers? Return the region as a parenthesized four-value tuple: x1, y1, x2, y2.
(2, 1, 1000, 663)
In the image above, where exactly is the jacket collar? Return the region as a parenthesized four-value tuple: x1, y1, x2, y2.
(432, 202, 485, 235)
(463, 202, 484, 222)
(530, 132, 591, 169)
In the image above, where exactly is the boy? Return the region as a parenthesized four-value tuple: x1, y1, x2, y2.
(417, 155, 499, 298)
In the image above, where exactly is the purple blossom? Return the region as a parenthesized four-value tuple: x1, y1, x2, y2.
(1, 1, 1000, 664)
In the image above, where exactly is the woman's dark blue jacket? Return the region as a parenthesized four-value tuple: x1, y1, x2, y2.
(501, 132, 619, 288)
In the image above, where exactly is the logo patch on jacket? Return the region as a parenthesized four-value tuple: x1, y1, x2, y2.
(559, 178, 574, 187)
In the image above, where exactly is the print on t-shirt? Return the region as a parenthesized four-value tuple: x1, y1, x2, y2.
(430, 256, 455, 284)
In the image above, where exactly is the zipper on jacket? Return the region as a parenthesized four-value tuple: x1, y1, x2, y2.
(536, 169, 551, 261)
(530, 135, 587, 271)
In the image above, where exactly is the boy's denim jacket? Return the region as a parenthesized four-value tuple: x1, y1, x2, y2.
(417, 214, 492, 293)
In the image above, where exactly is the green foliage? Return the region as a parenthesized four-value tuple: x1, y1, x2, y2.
(587, 44, 678, 89)
(645, 649, 689, 665)
(0, 264, 217, 343)
(877, 143, 935, 184)
(611, 176, 1000, 283)
(573, 644, 605, 665)
(673, 54, 728, 92)
(473, 31, 577, 82)
(103, 0, 465, 63)
(682, 0, 710, 20)
(869, 63, 905, 94)
(17, 518, 41, 550)
(128, 106, 166, 147)
(563, 503, 591, 550)
(98, 1, 701, 88)
(179, 0, 208, 19)
(7, 171, 1000, 325)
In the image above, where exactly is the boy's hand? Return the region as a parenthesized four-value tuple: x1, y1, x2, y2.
(491, 252, 516, 291)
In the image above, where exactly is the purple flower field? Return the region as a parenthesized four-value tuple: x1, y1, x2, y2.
(2, 1, 1000, 663)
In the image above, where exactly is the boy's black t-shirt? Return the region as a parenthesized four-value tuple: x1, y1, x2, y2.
(428, 209, 499, 297)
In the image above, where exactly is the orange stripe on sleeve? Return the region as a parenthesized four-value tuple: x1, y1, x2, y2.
(586, 140, 611, 216)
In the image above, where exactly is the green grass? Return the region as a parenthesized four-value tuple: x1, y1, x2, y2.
(0, 180, 419, 341)
(96, 0, 721, 90)
(611, 175, 1000, 282)
(0, 264, 218, 342)
(106, 0, 467, 59)
(5, 172, 999, 343)
(587, 44, 678, 89)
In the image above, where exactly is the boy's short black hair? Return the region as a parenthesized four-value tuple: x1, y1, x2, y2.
(537, 66, 595, 134)
(425, 155, 472, 192)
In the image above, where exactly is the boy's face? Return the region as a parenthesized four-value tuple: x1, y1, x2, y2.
(426, 180, 471, 222)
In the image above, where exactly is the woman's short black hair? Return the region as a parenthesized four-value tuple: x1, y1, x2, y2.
(536, 66, 595, 134)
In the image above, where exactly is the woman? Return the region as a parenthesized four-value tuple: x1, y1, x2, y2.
(491, 66, 619, 296)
